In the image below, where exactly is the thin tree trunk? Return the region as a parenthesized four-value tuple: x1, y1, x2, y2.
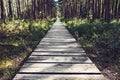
(8, 0, 13, 18)
(105, 0, 110, 22)
(87, 0, 90, 18)
(32, 0, 36, 19)
(92, 0, 95, 20)
(114, 0, 118, 18)
(97, 0, 101, 19)
(111, 0, 115, 19)
(117, 1, 120, 21)
(101, 0, 105, 19)
(17, 0, 21, 18)
(0, 0, 4, 19)
(94, 0, 97, 18)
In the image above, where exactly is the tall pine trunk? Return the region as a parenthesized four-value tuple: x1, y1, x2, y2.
(97, 0, 101, 19)
(117, 1, 120, 21)
(17, 0, 21, 18)
(105, 0, 110, 22)
(32, 0, 36, 19)
(114, 0, 118, 18)
(111, 0, 115, 19)
(8, 0, 13, 18)
(92, 0, 95, 20)
(0, 0, 4, 19)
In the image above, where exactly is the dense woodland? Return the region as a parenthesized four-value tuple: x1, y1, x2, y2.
(0, 0, 56, 21)
(59, 0, 120, 79)
(59, 0, 120, 22)
(0, 0, 120, 80)
(0, 0, 56, 80)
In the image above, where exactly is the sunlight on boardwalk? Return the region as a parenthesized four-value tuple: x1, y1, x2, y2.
(13, 20, 108, 80)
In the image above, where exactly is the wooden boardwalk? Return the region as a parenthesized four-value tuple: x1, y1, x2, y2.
(13, 20, 108, 80)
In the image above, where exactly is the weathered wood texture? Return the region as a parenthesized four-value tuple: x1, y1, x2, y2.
(13, 20, 108, 80)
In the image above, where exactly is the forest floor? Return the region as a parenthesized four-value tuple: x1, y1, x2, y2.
(0, 19, 56, 80)
(62, 19, 120, 80)
(83, 46, 120, 80)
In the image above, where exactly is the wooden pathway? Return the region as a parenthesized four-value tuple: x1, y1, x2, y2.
(13, 20, 108, 80)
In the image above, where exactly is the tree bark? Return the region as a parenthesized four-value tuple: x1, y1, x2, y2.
(32, 0, 36, 19)
(118, 1, 120, 21)
(92, 0, 95, 20)
(105, 0, 110, 22)
(8, 0, 13, 18)
(0, 0, 4, 19)
(114, 0, 118, 18)
(97, 0, 101, 18)
(17, 0, 21, 18)
(101, 0, 105, 19)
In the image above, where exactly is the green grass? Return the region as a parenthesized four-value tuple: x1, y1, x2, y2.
(62, 18, 120, 79)
(0, 18, 56, 80)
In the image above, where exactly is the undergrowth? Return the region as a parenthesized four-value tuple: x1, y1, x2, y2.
(62, 18, 120, 80)
(0, 18, 56, 80)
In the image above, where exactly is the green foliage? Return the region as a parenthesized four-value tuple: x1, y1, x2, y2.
(63, 19, 120, 54)
(0, 18, 56, 80)
(62, 18, 120, 79)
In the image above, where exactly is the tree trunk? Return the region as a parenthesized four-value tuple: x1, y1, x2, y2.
(101, 0, 104, 19)
(92, 0, 95, 20)
(114, 0, 118, 18)
(8, 0, 13, 18)
(118, 1, 120, 21)
(17, 0, 21, 18)
(32, 0, 36, 19)
(97, 0, 101, 18)
(87, 0, 90, 18)
(0, 0, 4, 19)
(111, 0, 115, 19)
(105, 0, 110, 22)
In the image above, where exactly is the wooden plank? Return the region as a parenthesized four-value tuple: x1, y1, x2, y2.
(26, 56, 92, 63)
(38, 42, 80, 46)
(31, 52, 86, 56)
(36, 45, 82, 49)
(13, 74, 108, 80)
(34, 48, 85, 52)
(42, 38, 75, 41)
(19, 63, 101, 73)
(38, 42, 79, 46)
(35, 46, 82, 49)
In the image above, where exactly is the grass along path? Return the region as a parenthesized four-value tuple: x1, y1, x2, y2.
(0, 18, 56, 80)
(62, 18, 120, 80)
